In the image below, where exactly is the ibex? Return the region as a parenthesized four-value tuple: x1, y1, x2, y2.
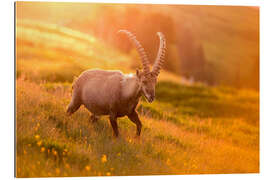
(67, 30, 166, 137)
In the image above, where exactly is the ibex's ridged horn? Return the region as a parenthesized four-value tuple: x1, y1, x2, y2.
(152, 32, 166, 77)
(118, 30, 150, 73)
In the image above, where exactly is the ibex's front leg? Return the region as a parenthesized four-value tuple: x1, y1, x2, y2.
(128, 111, 142, 136)
(109, 114, 119, 137)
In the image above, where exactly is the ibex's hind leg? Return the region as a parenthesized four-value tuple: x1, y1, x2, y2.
(109, 114, 119, 137)
(127, 111, 142, 136)
(89, 114, 99, 123)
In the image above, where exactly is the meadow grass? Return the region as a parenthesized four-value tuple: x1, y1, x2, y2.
(16, 20, 259, 177)
(16, 78, 259, 177)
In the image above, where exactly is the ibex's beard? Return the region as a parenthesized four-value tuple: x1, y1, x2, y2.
(144, 94, 154, 103)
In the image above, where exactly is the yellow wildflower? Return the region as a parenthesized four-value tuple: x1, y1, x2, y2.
(101, 154, 107, 163)
(53, 150, 58, 156)
(85, 165, 91, 171)
(37, 140, 42, 146)
(55, 168, 60, 174)
(117, 152, 121, 156)
(63, 149, 68, 155)
(40, 147, 45, 152)
(166, 158, 171, 165)
(35, 135, 40, 140)
(65, 163, 70, 169)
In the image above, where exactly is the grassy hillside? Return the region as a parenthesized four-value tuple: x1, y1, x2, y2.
(16, 79, 259, 177)
(16, 20, 259, 177)
(16, 19, 133, 82)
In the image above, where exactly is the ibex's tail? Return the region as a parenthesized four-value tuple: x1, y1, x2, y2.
(118, 30, 150, 74)
(66, 92, 81, 116)
(66, 105, 74, 116)
(66, 101, 81, 116)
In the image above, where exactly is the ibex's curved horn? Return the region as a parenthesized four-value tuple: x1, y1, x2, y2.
(118, 30, 150, 73)
(152, 32, 166, 77)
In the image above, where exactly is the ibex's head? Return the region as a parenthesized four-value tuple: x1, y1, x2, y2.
(135, 70, 157, 102)
(118, 30, 166, 103)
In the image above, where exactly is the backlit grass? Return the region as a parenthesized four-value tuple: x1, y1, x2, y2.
(16, 78, 259, 177)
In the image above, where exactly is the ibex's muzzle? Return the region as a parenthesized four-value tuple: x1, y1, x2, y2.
(146, 94, 155, 103)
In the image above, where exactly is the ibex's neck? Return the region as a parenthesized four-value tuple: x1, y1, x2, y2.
(120, 74, 141, 101)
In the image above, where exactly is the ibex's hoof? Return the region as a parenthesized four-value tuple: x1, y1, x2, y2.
(135, 134, 141, 139)
(89, 115, 98, 123)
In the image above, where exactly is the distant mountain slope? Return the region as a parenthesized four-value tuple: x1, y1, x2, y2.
(160, 5, 259, 88)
